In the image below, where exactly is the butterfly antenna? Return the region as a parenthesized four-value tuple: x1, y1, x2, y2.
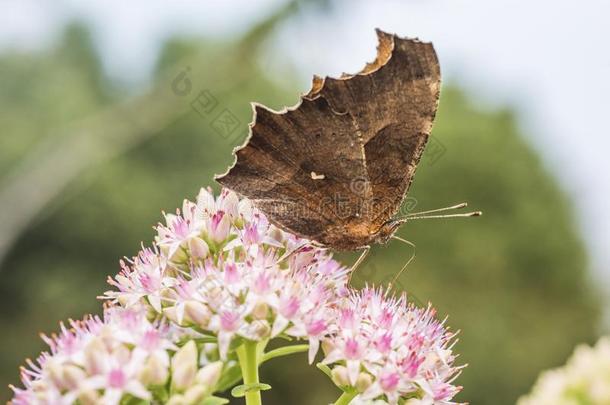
(388, 236, 416, 289)
(395, 203, 482, 223)
(403, 211, 482, 221)
(402, 202, 468, 217)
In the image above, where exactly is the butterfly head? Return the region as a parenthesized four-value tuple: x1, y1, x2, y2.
(371, 203, 483, 245)
(372, 219, 405, 244)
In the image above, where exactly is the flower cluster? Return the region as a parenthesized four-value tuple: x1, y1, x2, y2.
(518, 336, 610, 405)
(10, 306, 223, 405)
(322, 287, 463, 404)
(104, 188, 350, 361)
(12, 188, 464, 405)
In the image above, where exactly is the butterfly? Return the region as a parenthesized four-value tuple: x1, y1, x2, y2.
(216, 29, 480, 267)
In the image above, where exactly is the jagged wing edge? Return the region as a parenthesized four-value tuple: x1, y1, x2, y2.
(305, 29, 435, 100)
(303, 30, 441, 225)
(215, 28, 422, 184)
(214, 96, 351, 184)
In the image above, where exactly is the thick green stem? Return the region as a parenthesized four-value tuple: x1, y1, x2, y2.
(236, 340, 262, 405)
(334, 391, 357, 405)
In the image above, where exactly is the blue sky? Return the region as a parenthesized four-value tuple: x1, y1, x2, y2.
(2, 0, 609, 315)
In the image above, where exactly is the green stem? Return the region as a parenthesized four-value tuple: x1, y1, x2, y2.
(236, 340, 263, 405)
(259, 344, 309, 364)
(334, 391, 357, 405)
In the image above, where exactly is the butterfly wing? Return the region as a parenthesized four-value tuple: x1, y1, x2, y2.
(216, 30, 440, 249)
(306, 30, 441, 228)
(216, 96, 373, 248)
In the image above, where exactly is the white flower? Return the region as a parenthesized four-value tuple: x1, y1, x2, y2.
(518, 336, 610, 405)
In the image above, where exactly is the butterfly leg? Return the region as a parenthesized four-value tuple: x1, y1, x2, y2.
(348, 246, 371, 284)
(274, 242, 314, 266)
(388, 236, 416, 290)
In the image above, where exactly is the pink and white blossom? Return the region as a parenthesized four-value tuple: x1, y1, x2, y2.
(11, 307, 222, 405)
(321, 287, 464, 405)
(14, 188, 466, 404)
(104, 188, 350, 360)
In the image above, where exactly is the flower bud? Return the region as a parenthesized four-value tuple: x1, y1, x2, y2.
(62, 365, 86, 390)
(251, 320, 271, 339)
(170, 245, 189, 263)
(321, 340, 336, 357)
(188, 237, 209, 259)
(355, 372, 373, 392)
(117, 295, 132, 306)
(238, 198, 253, 218)
(184, 301, 211, 327)
(114, 344, 131, 364)
(197, 187, 216, 215)
(220, 190, 240, 220)
(196, 361, 223, 389)
(172, 341, 198, 390)
(331, 366, 350, 388)
(77, 388, 100, 405)
(209, 211, 230, 242)
(140, 355, 169, 386)
(161, 287, 178, 301)
(163, 306, 184, 326)
(167, 394, 186, 405)
(252, 302, 269, 319)
(45, 360, 65, 389)
(184, 384, 208, 404)
(83, 337, 106, 375)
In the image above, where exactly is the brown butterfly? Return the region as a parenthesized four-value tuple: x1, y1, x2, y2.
(216, 29, 480, 269)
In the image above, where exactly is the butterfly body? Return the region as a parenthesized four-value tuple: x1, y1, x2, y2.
(216, 29, 444, 251)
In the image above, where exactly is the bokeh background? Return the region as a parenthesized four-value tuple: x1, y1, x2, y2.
(1, 0, 609, 404)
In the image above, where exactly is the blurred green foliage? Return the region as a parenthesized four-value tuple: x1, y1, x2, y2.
(0, 9, 600, 405)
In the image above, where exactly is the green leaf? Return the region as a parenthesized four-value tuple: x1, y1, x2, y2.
(150, 385, 170, 402)
(231, 383, 272, 398)
(275, 333, 294, 341)
(216, 364, 243, 392)
(194, 334, 217, 344)
(199, 396, 230, 405)
(119, 396, 150, 405)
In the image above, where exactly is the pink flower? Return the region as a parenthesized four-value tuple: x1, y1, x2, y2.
(156, 199, 207, 261)
(104, 246, 170, 312)
(10, 307, 180, 405)
(322, 287, 464, 404)
(208, 210, 230, 243)
(84, 358, 151, 405)
(99, 188, 464, 403)
(105, 188, 349, 361)
(15, 187, 467, 404)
